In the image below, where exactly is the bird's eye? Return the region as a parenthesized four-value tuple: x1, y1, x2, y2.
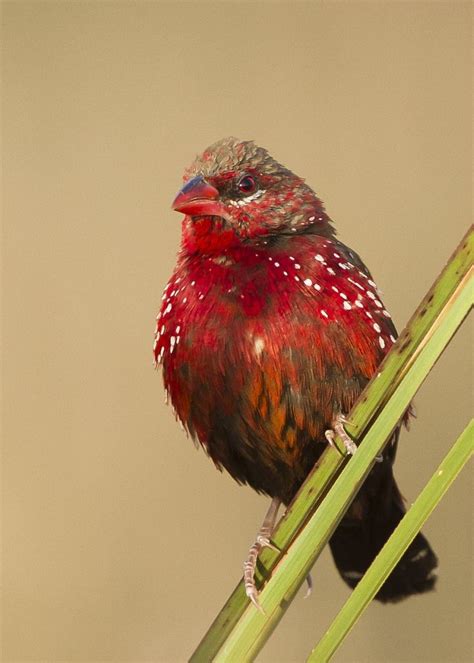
(237, 174, 257, 195)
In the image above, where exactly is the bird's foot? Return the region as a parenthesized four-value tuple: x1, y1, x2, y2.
(325, 413, 358, 456)
(325, 413, 383, 462)
(244, 497, 281, 612)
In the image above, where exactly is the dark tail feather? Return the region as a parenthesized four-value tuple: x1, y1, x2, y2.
(329, 464, 438, 603)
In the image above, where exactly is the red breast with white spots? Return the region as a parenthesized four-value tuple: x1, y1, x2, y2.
(154, 234, 396, 377)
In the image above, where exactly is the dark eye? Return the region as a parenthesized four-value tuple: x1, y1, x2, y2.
(237, 174, 257, 195)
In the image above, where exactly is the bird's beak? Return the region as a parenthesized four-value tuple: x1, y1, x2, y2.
(172, 175, 221, 216)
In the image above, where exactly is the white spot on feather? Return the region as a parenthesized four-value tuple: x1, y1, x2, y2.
(238, 189, 265, 205)
(348, 278, 365, 291)
(254, 337, 265, 355)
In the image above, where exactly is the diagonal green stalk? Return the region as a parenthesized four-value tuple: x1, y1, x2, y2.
(307, 419, 474, 663)
(190, 228, 473, 662)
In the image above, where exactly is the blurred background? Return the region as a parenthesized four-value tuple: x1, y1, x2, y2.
(2, 2, 472, 661)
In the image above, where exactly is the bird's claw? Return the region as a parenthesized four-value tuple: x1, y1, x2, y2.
(245, 579, 266, 613)
(324, 415, 357, 456)
(243, 535, 279, 612)
(243, 498, 281, 611)
(243, 543, 266, 613)
(256, 534, 281, 553)
(325, 413, 383, 462)
(332, 414, 358, 455)
(325, 428, 346, 457)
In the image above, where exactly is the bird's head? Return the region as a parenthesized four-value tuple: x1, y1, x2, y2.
(172, 137, 334, 255)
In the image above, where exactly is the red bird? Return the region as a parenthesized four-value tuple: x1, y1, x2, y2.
(154, 137, 437, 607)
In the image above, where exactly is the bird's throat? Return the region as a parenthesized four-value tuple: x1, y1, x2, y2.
(182, 214, 240, 255)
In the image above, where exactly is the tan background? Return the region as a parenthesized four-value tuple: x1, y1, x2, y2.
(2, 2, 472, 662)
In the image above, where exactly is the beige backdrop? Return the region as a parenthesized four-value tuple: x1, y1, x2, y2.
(2, 2, 472, 662)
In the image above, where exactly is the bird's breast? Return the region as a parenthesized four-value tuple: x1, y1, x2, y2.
(154, 238, 397, 445)
(154, 270, 269, 373)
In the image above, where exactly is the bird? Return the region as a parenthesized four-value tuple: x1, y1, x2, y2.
(154, 137, 438, 607)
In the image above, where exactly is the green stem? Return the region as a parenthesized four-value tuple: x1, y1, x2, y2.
(307, 419, 474, 663)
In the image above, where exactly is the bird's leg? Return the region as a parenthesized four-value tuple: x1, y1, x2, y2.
(244, 497, 281, 611)
(325, 413, 383, 462)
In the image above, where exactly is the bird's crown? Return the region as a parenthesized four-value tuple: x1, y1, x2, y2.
(184, 137, 289, 180)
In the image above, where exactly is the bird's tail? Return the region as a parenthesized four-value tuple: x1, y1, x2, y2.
(329, 462, 438, 602)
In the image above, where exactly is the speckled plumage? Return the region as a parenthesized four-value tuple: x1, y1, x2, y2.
(154, 138, 437, 601)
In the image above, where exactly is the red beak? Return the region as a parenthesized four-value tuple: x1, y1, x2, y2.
(172, 175, 221, 216)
